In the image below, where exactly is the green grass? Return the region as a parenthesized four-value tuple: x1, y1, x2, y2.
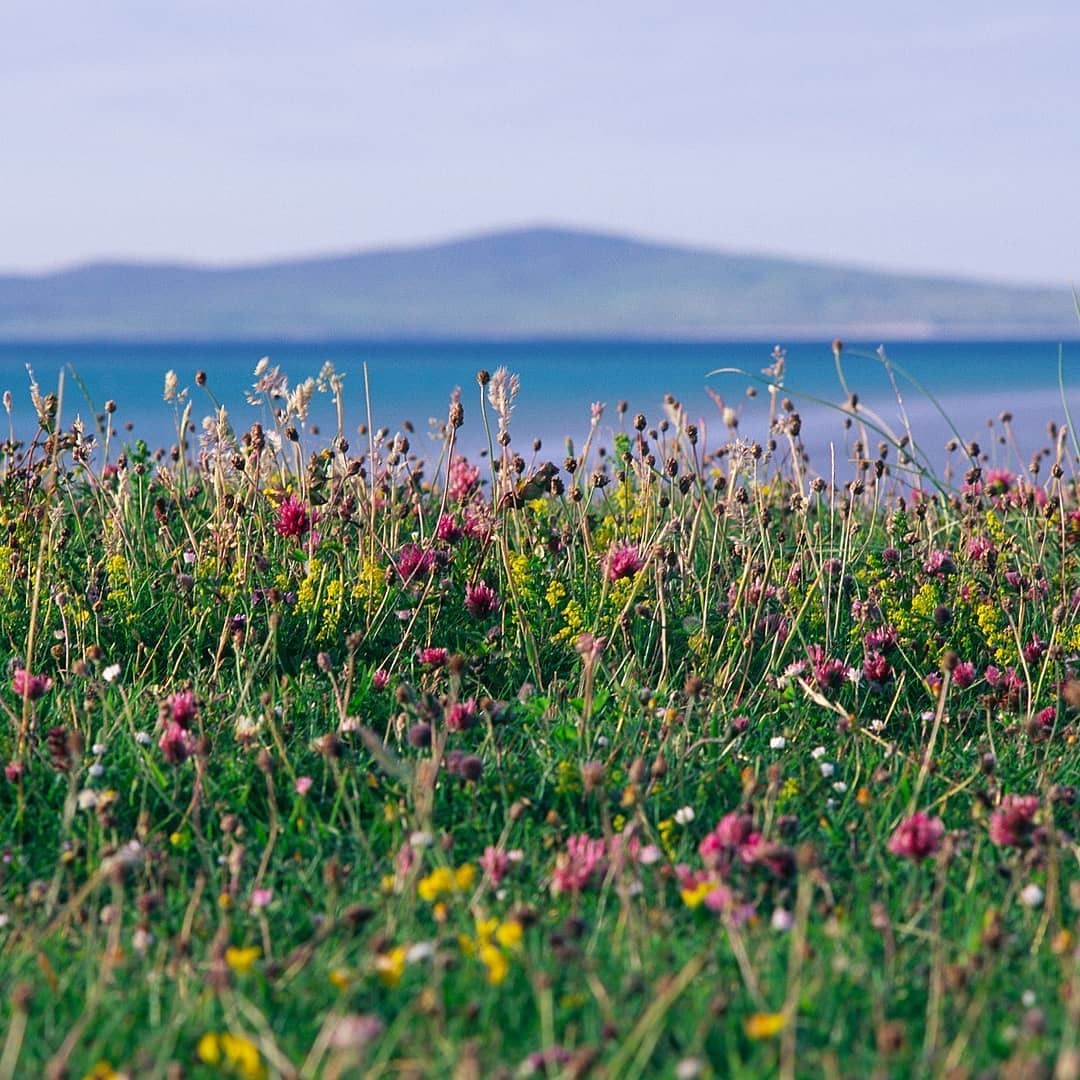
(0, 357, 1077, 1079)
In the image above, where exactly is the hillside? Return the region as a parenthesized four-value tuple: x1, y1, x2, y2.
(0, 226, 1074, 340)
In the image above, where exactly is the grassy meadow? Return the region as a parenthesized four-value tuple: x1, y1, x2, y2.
(0, 352, 1078, 1079)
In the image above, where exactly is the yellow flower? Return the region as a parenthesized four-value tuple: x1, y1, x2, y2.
(418, 866, 455, 902)
(82, 1064, 118, 1080)
(197, 1032, 267, 1080)
(329, 968, 351, 991)
(495, 920, 523, 949)
(680, 881, 715, 909)
(479, 942, 509, 985)
(454, 863, 476, 891)
(225, 945, 261, 975)
(376, 946, 407, 987)
(745, 1012, 786, 1039)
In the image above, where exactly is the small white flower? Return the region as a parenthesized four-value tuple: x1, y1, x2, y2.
(771, 908, 794, 932)
(409, 831, 434, 848)
(406, 942, 435, 964)
(102, 664, 121, 683)
(674, 806, 695, 826)
(92, 743, 107, 756)
(132, 927, 154, 953)
(1020, 883, 1044, 908)
(832, 781, 848, 793)
(675, 1058, 704, 1080)
(183, 550, 197, 565)
(88, 763, 105, 779)
(135, 731, 152, 746)
(627, 880, 643, 897)
(770, 736, 787, 750)
(1021, 990, 1036, 1007)
(811, 746, 826, 759)
(0, 913, 9, 928)
(77, 789, 98, 810)
(870, 719, 886, 732)
(819, 762, 835, 778)
(846, 667, 862, 685)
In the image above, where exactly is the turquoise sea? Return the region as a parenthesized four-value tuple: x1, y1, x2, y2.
(1, 340, 1077, 477)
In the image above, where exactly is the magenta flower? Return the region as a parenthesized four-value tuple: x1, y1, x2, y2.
(923, 549, 955, 577)
(396, 543, 436, 583)
(159, 721, 195, 766)
(12, 669, 52, 700)
(551, 834, 607, 894)
(275, 494, 311, 540)
(295, 776, 313, 796)
(864, 624, 898, 652)
(446, 698, 478, 732)
(807, 644, 846, 690)
(988, 794, 1039, 848)
(480, 845, 512, 887)
(887, 812, 945, 862)
(167, 689, 198, 727)
(863, 650, 893, 686)
(953, 660, 977, 689)
(448, 455, 481, 502)
(435, 513, 463, 544)
(606, 543, 644, 582)
(5, 761, 25, 783)
(417, 647, 448, 668)
(699, 811, 754, 869)
(464, 581, 500, 618)
(372, 668, 390, 691)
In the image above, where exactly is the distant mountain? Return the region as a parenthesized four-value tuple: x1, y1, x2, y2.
(0, 226, 1075, 340)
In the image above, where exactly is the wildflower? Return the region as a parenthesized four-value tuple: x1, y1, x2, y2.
(863, 650, 893, 686)
(102, 663, 121, 683)
(674, 805, 695, 826)
(771, 908, 794, 932)
(167, 689, 198, 727)
(4, 761, 25, 783)
(295, 776, 313, 796)
(606, 542, 644, 582)
(250, 888, 273, 910)
(275, 494, 311, 540)
(953, 660, 976, 688)
(807, 644, 846, 690)
(923, 549, 955, 577)
(396, 543, 436, 583)
(372, 668, 390, 691)
(745, 1012, 786, 1039)
(447, 455, 481, 502)
(480, 845, 512, 888)
(551, 834, 606, 894)
(1020, 883, 1044, 908)
(225, 945, 261, 975)
(12, 669, 52, 700)
(887, 812, 944, 862)
(769, 736, 787, 750)
(435, 513, 463, 543)
(327, 1013, 385, 1051)
(464, 580, 500, 618)
(375, 945, 407, 987)
(159, 722, 194, 766)
(418, 647, 448, 668)
(988, 794, 1039, 848)
(196, 1032, 266, 1080)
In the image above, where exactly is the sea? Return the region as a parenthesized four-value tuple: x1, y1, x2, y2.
(2, 340, 1078, 481)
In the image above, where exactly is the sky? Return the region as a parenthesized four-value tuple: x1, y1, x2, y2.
(2, 1, 1078, 284)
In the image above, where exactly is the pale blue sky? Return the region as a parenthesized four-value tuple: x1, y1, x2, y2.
(2, 1, 1078, 283)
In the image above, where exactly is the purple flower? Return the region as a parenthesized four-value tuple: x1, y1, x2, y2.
(446, 698, 478, 732)
(417, 647, 448, 668)
(551, 834, 606, 894)
(887, 812, 945, 862)
(396, 543, 437, 583)
(12, 669, 52, 700)
(275, 494, 311, 540)
(953, 660, 976, 689)
(448, 455, 481, 502)
(863, 650, 893, 686)
(167, 689, 198, 728)
(159, 721, 194, 766)
(989, 795, 1039, 847)
(605, 543, 644, 582)
(464, 581, 500, 618)
(807, 644, 846, 690)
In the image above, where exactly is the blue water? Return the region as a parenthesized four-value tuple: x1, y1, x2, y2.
(1, 340, 1076, 473)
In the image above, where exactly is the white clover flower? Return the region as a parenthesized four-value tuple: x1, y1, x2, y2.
(819, 762, 835, 778)
(409, 831, 434, 849)
(771, 908, 794, 932)
(88, 763, 105, 779)
(770, 736, 787, 750)
(102, 663, 121, 683)
(674, 806, 695, 826)
(832, 781, 848, 793)
(92, 743, 107, 755)
(135, 731, 152, 746)
(406, 942, 435, 964)
(1020, 883, 1044, 908)
(811, 746, 826, 759)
